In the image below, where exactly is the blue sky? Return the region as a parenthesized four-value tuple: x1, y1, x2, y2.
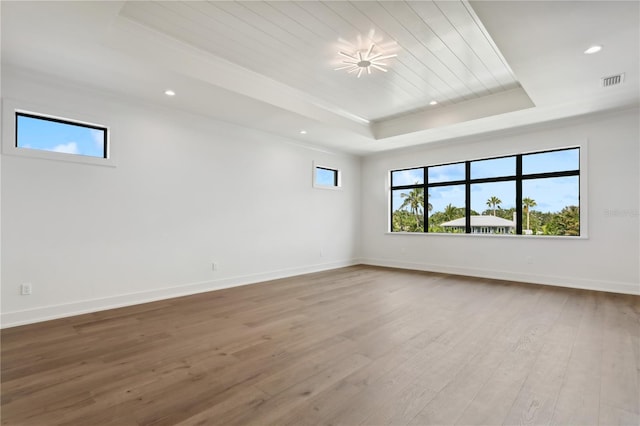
(316, 167, 337, 186)
(392, 149, 579, 214)
(17, 114, 105, 158)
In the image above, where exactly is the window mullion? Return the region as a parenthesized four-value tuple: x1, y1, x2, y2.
(516, 155, 523, 235)
(424, 166, 428, 233)
(465, 161, 471, 233)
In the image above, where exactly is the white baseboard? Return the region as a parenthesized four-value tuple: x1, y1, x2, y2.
(361, 258, 640, 296)
(1, 259, 360, 328)
(4, 258, 636, 328)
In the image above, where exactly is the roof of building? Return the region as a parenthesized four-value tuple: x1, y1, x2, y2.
(441, 215, 516, 228)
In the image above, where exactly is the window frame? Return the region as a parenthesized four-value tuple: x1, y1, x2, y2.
(389, 146, 584, 237)
(313, 162, 342, 190)
(15, 111, 109, 159)
(2, 98, 114, 167)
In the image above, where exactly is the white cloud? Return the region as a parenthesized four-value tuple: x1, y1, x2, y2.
(50, 142, 79, 154)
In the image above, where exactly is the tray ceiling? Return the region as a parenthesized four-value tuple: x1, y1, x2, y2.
(120, 0, 521, 121)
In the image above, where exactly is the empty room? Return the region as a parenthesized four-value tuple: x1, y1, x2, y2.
(1, 1, 638, 425)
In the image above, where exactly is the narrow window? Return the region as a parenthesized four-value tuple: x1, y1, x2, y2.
(428, 184, 466, 233)
(522, 176, 580, 236)
(521, 148, 580, 236)
(16, 112, 108, 159)
(470, 181, 516, 234)
(392, 187, 425, 232)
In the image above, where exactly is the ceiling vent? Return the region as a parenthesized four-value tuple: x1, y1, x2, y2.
(602, 73, 625, 87)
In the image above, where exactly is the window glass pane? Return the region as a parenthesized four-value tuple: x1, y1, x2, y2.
(315, 167, 337, 186)
(470, 181, 516, 234)
(391, 188, 424, 232)
(427, 185, 465, 233)
(471, 156, 515, 180)
(522, 176, 580, 236)
(391, 168, 423, 186)
(16, 113, 107, 158)
(428, 162, 465, 183)
(522, 148, 579, 175)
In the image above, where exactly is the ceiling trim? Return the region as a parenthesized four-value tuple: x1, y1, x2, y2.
(373, 86, 534, 139)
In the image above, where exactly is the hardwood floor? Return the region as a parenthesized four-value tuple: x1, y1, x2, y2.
(1, 265, 639, 425)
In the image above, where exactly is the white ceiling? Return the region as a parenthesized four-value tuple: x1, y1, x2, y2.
(1, 1, 638, 155)
(119, 0, 522, 121)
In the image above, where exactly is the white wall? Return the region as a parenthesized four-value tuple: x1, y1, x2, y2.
(1, 69, 361, 327)
(2, 69, 638, 329)
(361, 108, 640, 295)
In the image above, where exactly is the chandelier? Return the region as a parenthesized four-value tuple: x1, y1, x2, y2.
(334, 43, 397, 78)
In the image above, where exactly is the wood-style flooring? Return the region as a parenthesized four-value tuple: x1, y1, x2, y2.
(1, 265, 639, 425)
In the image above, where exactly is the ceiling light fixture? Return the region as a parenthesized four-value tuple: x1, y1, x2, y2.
(334, 44, 397, 78)
(299, 130, 307, 135)
(429, 100, 438, 106)
(584, 45, 602, 54)
(164, 89, 176, 96)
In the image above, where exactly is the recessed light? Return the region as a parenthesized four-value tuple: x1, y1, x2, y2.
(429, 100, 438, 105)
(584, 45, 602, 55)
(164, 89, 176, 96)
(300, 130, 307, 135)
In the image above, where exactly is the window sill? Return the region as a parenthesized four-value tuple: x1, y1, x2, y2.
(385, 232, 588, 240)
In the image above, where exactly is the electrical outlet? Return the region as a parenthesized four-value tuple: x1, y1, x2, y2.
(20, 283, 32, 295)
(319, 248, 324, 257)
(212, 262, 218, 271)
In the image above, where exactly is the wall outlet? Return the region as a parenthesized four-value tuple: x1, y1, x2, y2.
(212, 262, 218, 271)
(20, 283, 32, 295)
(526, 256, 534, 264)
(319, 248, 324, 257)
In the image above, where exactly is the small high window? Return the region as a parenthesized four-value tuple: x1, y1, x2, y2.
(314, 165, 341, 189)
(16, 112, 108, 159)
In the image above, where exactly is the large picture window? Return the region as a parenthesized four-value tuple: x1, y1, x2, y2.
(390, 147, 580, 236)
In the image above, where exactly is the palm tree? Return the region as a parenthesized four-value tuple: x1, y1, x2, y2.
(486, 196, 502, 216)
(400, 188, 424, 228)
(442, 203, 459, 222)
(523, 197, 537, 231)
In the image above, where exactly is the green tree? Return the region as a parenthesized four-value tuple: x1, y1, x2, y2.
(545, 206, 580, 236)
(399, 188, 424, 229)
(496, 207, 515, 220)
(442, 203, 460, 222)
(522, 197, 537, 231)
(486, 196, 502, 216)
(392, 209, 423, 232)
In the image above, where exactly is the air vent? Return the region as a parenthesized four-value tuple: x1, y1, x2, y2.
(602, 73, 625, 87)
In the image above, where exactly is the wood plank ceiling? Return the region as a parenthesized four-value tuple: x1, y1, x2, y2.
(120, 1, 521, 121)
